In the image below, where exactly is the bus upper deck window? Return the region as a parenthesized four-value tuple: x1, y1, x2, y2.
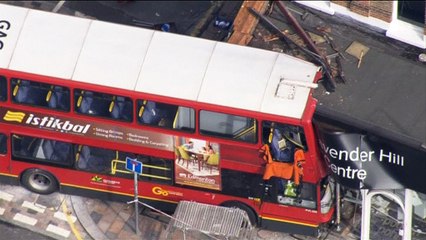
(199, 110, 257, 143)
(11, 78, 70, 111)
(137, 99, 195, 132)
(75, 89, 133, 122)
(0, 76, 6, 101)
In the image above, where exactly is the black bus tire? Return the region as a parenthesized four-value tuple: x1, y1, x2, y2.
(221, 201, 258, 226)
(21, 169, 59, 195)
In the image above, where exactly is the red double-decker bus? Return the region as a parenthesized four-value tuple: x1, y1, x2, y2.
(0, 4, 333, 236)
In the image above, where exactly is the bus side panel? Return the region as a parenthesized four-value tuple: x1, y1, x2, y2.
(60, 184, 179, 213)
(0, 128, 19, 186)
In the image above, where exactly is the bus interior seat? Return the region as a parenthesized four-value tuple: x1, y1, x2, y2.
(47, 86, 68, 110)
(110, 96, 132, 121)
(270, 128, 294, 163)
(14, 80, 32, 104)
(140, 101, 161, 125)
(77, 145, 90, 169)
(78, 92, 110, 116)
(77, 146, 110, 172)
(42, 140, 71, 162)
(77, 91, 94, 114)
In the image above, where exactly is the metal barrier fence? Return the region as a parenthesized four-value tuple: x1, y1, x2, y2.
(166, 201, 255, 240)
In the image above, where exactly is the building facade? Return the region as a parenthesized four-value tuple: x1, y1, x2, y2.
(296, 0, 426, 49)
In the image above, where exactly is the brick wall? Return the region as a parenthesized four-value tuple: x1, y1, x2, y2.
(331, 0, 425, 34)
(349, 1, 370, 17)
(331, 0, 392, 22)
(370, 1, 393, 23)
(331, 1, 350, 8)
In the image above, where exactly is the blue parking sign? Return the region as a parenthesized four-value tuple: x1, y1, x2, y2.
(126, 157, 143, 174)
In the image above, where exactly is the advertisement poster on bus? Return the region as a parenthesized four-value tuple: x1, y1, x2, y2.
(174, 137, 221, 190)
(0, 107, 174, 151)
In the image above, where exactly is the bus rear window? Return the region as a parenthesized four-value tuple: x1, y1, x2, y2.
(137, 99, 195, 132)
(74, 89, 133, 122)
(11, 78, 70, 111)
(0, 76, 6, 101)
(199, 110, 257, 143)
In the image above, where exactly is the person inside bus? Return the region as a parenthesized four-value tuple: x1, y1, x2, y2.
(260, 142, 305, 199)
(270, 128, 295, 163)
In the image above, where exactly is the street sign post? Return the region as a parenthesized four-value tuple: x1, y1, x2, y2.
(126, 157, 143, 236)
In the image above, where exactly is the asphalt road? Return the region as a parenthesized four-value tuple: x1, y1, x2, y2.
(0, 218, 56, 240)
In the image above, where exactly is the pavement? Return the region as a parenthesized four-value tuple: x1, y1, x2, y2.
(1, 1, 425, 240)
(1, 184, 360, 240)
(2, 181, 423, 239)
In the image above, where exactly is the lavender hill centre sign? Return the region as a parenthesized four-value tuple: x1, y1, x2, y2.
(316, 128, 426, 194)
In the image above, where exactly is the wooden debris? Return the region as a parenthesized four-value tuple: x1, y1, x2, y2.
(357, 50, 364, 68)
(228, 1, 269, 45)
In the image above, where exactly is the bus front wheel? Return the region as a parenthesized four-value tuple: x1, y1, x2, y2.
(21, 169, 59, 195)
(221, 201, 258, 227)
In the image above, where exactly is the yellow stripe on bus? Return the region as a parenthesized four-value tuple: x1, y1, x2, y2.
(0, 173, 18, 178)
(260, 215, 319, 228)
(60, 183, 179, 204)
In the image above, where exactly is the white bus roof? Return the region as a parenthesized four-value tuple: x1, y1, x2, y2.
(0, 4, 320, 120)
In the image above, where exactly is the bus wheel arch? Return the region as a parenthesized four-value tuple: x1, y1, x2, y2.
(20, 168, 59, 195)
(221, 201, 258, 226)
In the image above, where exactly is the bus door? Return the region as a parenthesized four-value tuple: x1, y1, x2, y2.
(0, 131, 9, 173)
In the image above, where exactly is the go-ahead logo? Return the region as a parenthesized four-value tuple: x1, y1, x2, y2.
(3, 111, 25, 122)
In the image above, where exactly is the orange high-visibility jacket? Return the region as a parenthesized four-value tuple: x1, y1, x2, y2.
(260, 144, 305, 185)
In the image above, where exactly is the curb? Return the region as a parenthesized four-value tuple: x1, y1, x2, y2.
(70, 196, 102, 240)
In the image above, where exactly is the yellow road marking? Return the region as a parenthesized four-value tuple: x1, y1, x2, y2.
(61, 196, 83, 240)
